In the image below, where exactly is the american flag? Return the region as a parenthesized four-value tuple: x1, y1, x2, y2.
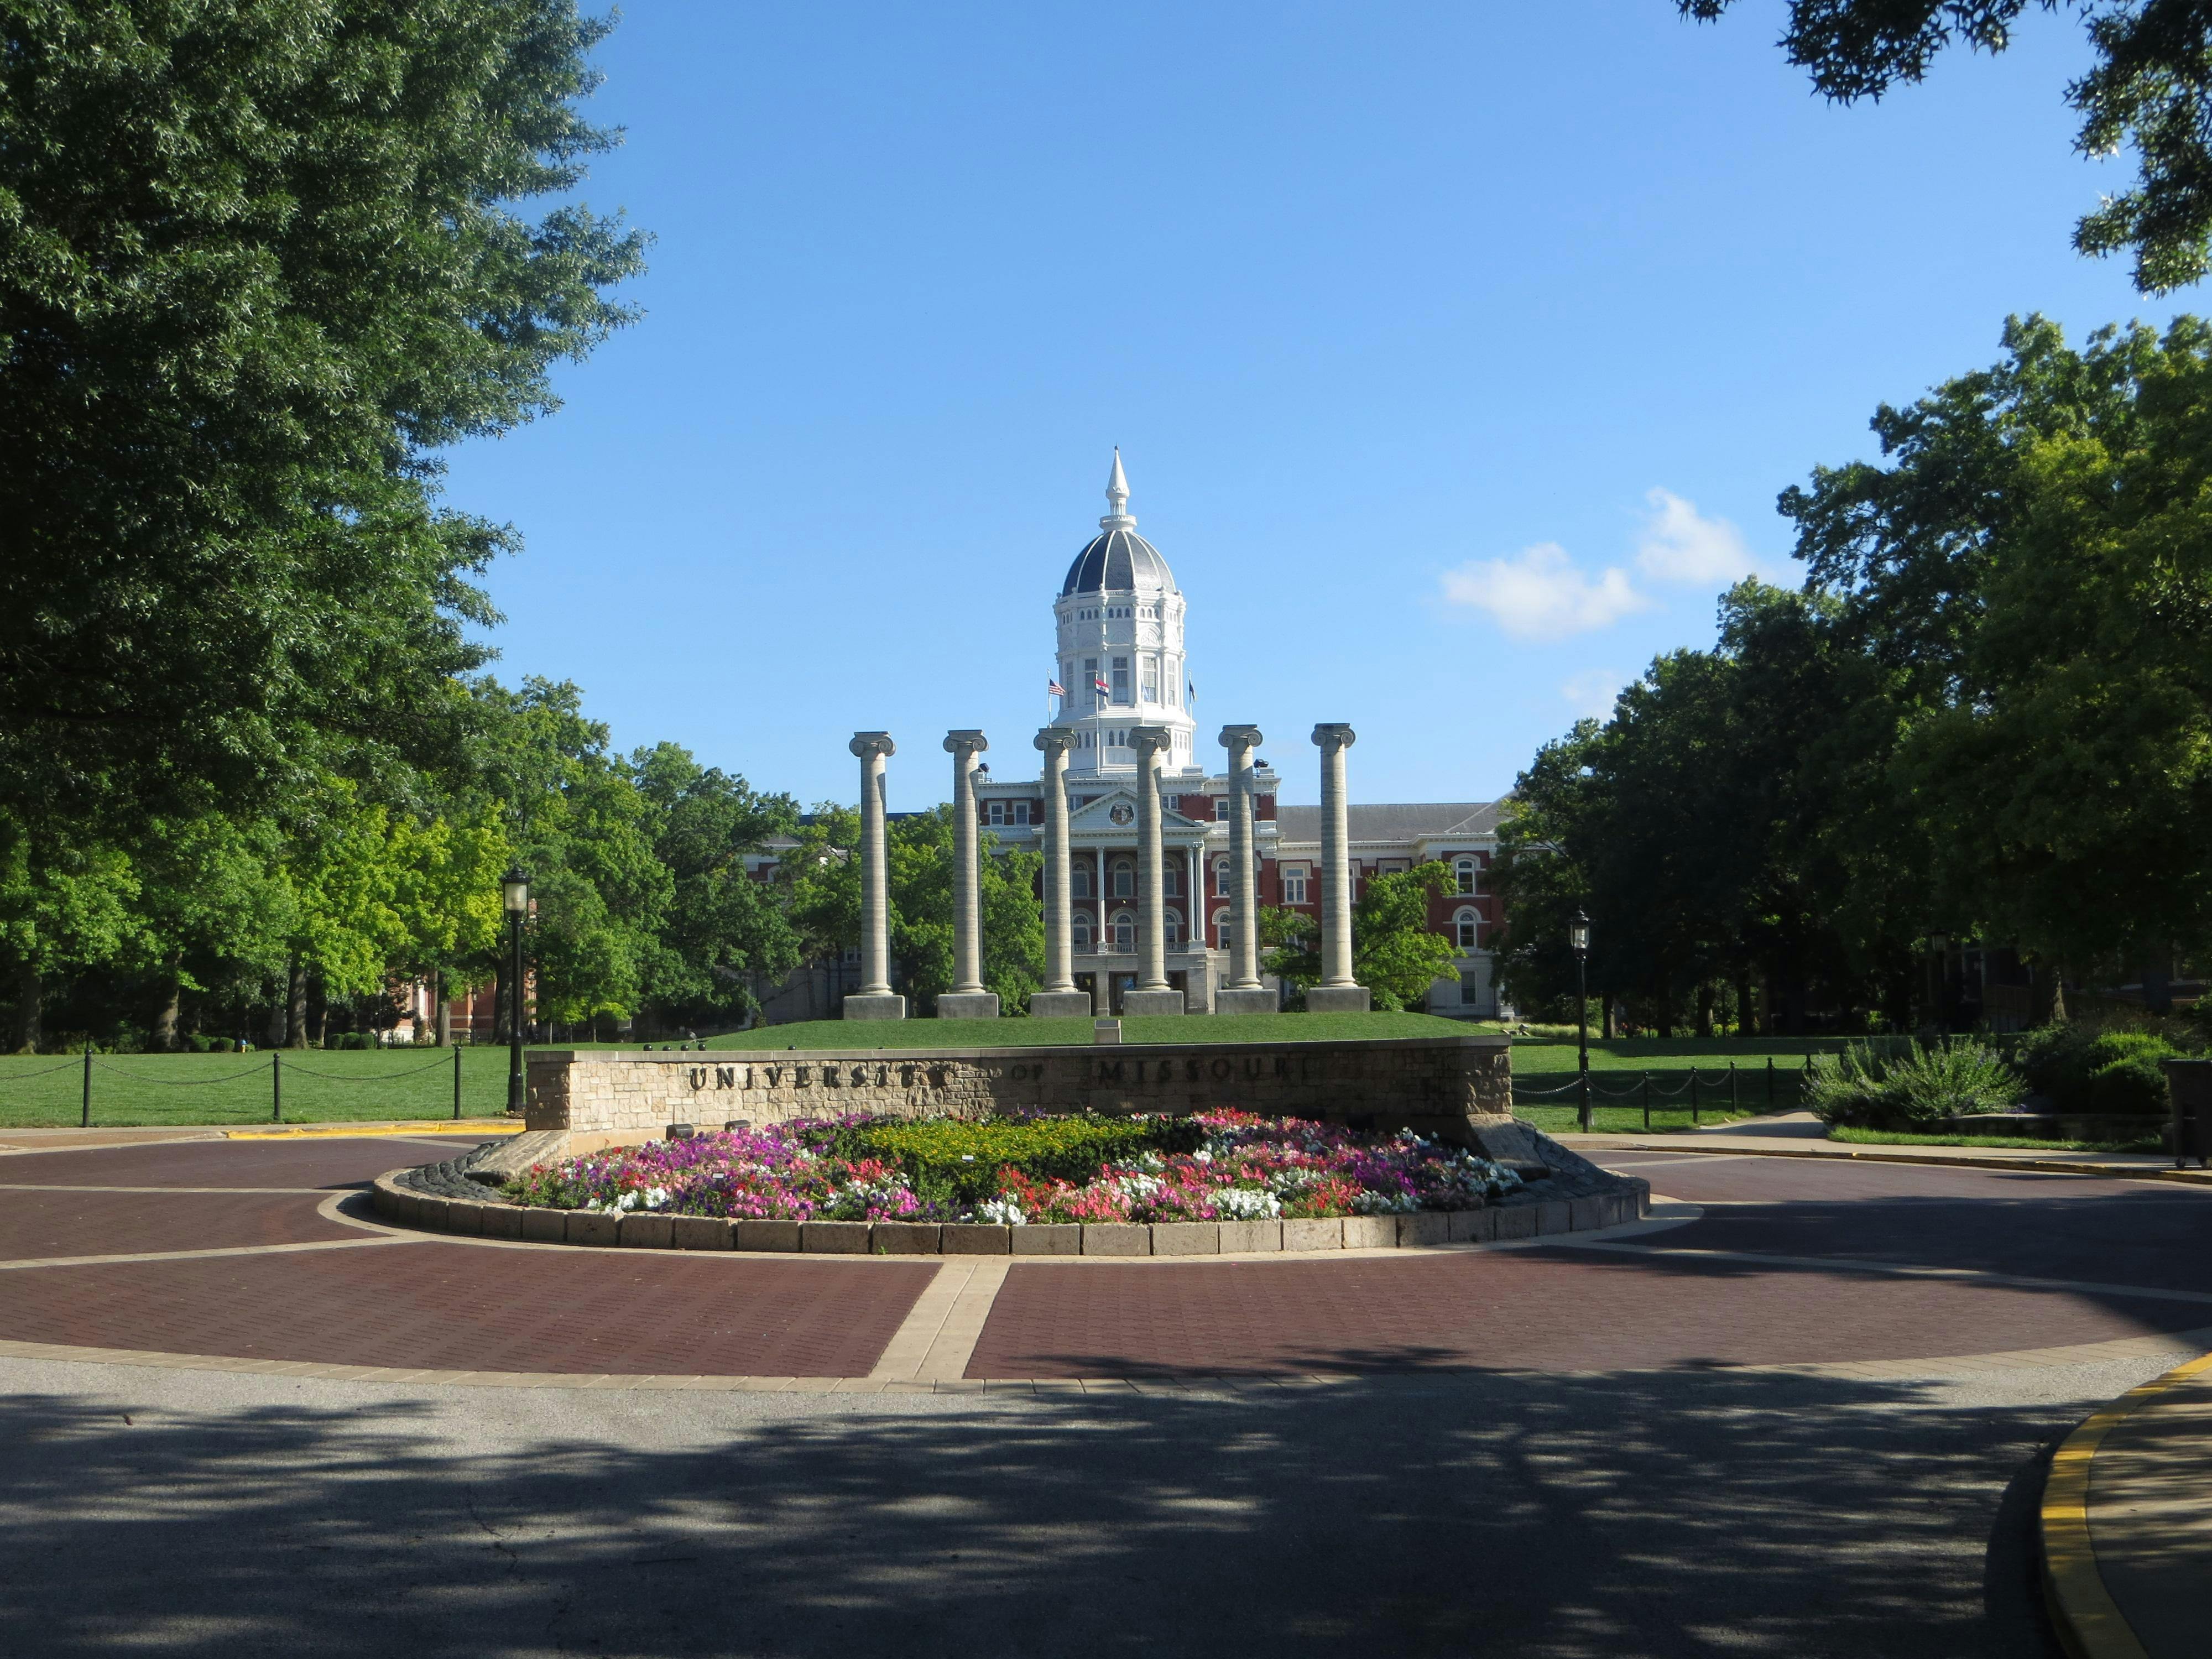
(1047, 679, 1065, 697)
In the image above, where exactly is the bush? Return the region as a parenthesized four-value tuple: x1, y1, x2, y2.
(802, 1114, 1206, 1208)
(1806, 1038, 2025, 1130)
(322, 1031, 377, 1051)
(2018, 1025, 2180, 1112)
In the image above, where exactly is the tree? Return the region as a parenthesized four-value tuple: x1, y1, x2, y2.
(0, 822, 139, 1050)
(132, 812, 294, 1051)
(630, 743, 803, 1030)
(1260, 864, 1459, 1012)
(476, 679, 670, 1032)
(1783, 312, 2212, 983)
(1679, 1, 2212, 290)
(0, 0, 647, 836)
(781, 805, 1045, 1015)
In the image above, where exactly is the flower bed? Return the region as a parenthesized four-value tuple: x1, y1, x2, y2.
(502, 1110, 1524, 1225)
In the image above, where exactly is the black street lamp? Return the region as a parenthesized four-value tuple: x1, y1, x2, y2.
(503, 867, 531, 1115)
(1570, 910, 1592, 1132)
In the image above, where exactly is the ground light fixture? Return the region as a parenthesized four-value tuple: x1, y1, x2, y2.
(503, 866, 531, 1114)
(1571, 910, 1592, 1131)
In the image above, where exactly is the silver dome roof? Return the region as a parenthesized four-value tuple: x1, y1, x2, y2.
(1060, 450, 1178, 596)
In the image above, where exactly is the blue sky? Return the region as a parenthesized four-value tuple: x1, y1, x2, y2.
(439, 1, 2193, 810)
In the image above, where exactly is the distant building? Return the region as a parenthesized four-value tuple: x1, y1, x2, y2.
(755, 456, 1507, 1020)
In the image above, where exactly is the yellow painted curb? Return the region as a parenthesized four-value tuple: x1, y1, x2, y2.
(2040, 1348, 2212, 1659)
(226, 1120, 526, 1141)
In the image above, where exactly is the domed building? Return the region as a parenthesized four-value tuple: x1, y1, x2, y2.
(959, 455, 1506, 1019)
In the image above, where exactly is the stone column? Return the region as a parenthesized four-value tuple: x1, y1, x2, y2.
(936, 729, 998, 1019)
(1307, 723, 1371, 1013)
(843, 733, 906, 1020)
(1121, 726, 1185, 1016)
(1030, 726, 1092, 1018)
(1215, 724, 1276, 1014)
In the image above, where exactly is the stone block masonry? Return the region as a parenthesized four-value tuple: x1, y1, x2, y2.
(523, 1034, 1513, 1145)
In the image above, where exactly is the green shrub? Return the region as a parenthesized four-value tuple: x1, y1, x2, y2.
(2086, 1051, 2174, 1115)
(803, 1114, 1204, 1207)
(1806, 1039, 2025, 1129)
(322, 1031, 377, 1051)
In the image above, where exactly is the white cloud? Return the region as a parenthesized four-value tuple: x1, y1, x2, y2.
(1559, 667, 1625, 720)
(1635, 488, 1762, 585)
(1439, 542, 1649, 640)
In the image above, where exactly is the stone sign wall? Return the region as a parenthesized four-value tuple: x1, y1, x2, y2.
(526, 1034, 1511, 1146)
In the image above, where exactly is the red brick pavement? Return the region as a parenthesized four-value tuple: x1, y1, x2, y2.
(0, 1137, 455, 1190)
(965, 1249, 2212, 1379)
(0, 1189, 361, 1260)
(0, 1243, 935, 1376)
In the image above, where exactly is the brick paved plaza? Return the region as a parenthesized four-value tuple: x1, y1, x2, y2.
(2, 1131, 2207, 1656)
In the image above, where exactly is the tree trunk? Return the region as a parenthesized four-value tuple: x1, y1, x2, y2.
(1601, 993, 1616, 1040)
(13, 959, 42, 1053)
(1654, 969, 1674, 1039)
(152, 954, 183, 1052)
(492, 961, 507, 1044)
(434, 971, 452, 1047)
(266, 958, 291, 1048)
(2031, 959, 2068, 1025)
(1695, 982, 1714, 1039)
(286, 957, 309, 1048)
(1780, 967, 1809, 1036)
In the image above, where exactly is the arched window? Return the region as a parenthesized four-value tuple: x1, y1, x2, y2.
(1454, 907, 1484, 951)
(1213, 909, 1233, 951)
(1213, 857, 1230, 897)
(1073, 916, 1092, 953)
(1455, 857, 1480, 897)
(1112, 912, 1136, 952)
(1110, 858, 1135, 899)
(1164, 909, 1182, 947)
(1072, 865, 1092, 899)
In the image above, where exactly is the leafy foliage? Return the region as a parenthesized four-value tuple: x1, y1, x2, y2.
(1260, 862, 1459, 1011)
(1679, 1, 2212, 291)
(802, 1114, 1202, 1208)
(1803, 1037, 2026, 1127)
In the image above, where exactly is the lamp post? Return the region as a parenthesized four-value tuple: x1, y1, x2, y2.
(1571, 910, 1592, 1132)
(503, 866, 531, 1116)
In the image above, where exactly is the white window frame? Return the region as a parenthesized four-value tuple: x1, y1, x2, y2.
(1282, 865, 1310, 905)
(1454, 907, 1483, 950)
(1455, 857, 1480, 896)
(987, 801, 1006, 826)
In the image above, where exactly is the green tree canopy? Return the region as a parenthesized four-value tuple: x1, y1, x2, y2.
(1681, 1, 2212, 290)
(0, 0, 646, 832)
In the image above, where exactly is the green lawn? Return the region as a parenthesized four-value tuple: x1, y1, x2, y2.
(0, 1047, 518, 1129)
(1515, 1103, 1771, 1135)
(704, 1011, 1473, 1051)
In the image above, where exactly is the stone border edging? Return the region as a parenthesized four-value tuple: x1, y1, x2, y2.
(2039, 1347, 2212, 1659)
(369, 1170, 1648, 1256)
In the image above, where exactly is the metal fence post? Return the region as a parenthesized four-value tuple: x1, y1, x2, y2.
(453, 1044, 463, 1120)
(1729, 1060, 1738, 1116)
(272, 1050, 281, 1123)
(1690, 1067, 1700, 1125)
(81, 1044, 92, 1129)
(1642, 1070, 1651, 1131)
(1766, 1056, 1775, 1108)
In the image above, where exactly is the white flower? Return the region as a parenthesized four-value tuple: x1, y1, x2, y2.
(616, 1190, 640, 1212)
(1192, 1150, 1213, 1165)
(1212, 1187, 1281, 1220)
(643, 1186, 672, 1211)
(976, 1197, 1026, 1225)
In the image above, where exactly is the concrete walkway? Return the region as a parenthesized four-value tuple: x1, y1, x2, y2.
(1554, 1110, 2212, 1185)
(2043, 1352, 2212, 1659)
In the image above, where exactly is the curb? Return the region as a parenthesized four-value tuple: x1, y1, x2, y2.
(227, 1120, 528, 1141)
(2039, 1348, 2212, 1659)
(370, 1170, 1652, 1257)
(1561, 1137, 2212, 1186)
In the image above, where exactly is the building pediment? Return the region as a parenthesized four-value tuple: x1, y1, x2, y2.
(1066, 788, 1208, 839)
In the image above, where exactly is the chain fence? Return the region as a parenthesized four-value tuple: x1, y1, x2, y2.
(1, 1046, 493, 1129)
(1513, 1055, 1818, 1129)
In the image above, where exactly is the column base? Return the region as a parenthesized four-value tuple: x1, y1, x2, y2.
(1213, 987, 1280, 1015)
(1120, 989, 1188, 1018)
(842, 994, 907, 1021)
(1029, 990, 1094, 1019)
(935, 992, 1000, 1020)
(1305, 985, 1373, 1014)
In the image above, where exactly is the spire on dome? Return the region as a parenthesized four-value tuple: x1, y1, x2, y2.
(1100, 448, 1134, 530)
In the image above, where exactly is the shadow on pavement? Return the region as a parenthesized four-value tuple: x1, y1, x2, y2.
(0, 1366, 2068, 1659)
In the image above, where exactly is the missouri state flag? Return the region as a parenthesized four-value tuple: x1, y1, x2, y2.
(1094, 672, 1111, 699)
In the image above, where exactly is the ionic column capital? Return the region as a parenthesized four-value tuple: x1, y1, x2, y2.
(943, 728, 989, 760)
(1217, 724, 1264, 753)
(849, 731, 897, 761)
(1130, 724, 1174, 759)
(1034, 724, 1079, 757)
(1310, 722, 1357, 753)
